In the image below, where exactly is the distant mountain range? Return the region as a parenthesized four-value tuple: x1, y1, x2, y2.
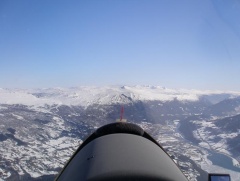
(0, 86, 240, 181)
(1, 85, 240, 107)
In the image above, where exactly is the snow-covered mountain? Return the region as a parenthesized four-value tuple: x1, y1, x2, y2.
(0, 86, 240, 181)
(1, 86, 240, 107)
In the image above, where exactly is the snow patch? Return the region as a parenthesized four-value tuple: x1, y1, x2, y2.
(11, 113, 24, 120)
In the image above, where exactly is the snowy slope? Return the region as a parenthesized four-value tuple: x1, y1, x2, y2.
(0, 86, 239, 107)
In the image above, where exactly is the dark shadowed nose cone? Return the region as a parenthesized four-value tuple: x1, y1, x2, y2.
(56, 122, 188, 181)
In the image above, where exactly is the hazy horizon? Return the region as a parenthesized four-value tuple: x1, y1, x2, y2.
(1, 84, 240, 93)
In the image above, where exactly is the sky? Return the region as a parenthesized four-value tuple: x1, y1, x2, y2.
(0, 0, 240, 90)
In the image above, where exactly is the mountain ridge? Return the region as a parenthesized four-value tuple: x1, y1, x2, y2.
(1, 85, 240, 107)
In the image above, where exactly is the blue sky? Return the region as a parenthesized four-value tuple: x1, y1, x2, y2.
(0, 0, 240, 90)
